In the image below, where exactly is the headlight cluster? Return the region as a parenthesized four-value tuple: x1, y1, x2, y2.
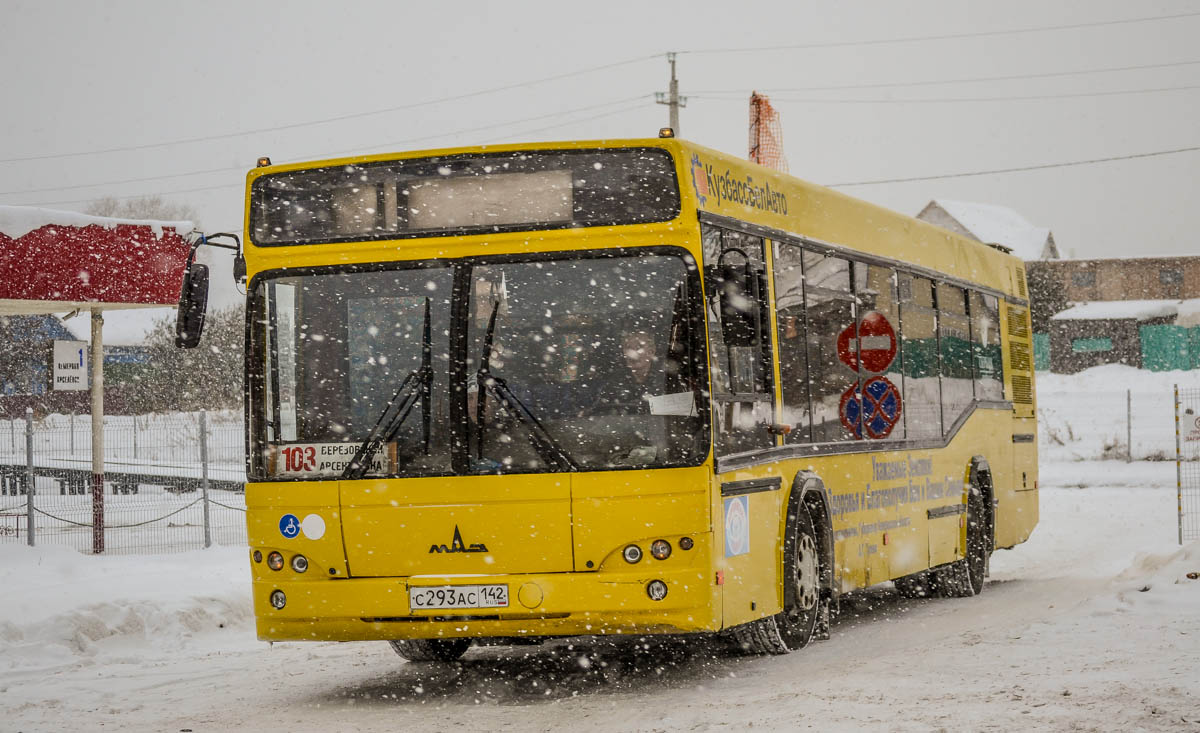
(621, 537, 693, 564)
(258, 550, 308, 574)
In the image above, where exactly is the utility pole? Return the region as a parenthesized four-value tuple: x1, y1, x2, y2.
(655, 52, 687, 135)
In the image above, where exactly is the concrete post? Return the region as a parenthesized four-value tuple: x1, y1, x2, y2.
(91, 310, 105, 554)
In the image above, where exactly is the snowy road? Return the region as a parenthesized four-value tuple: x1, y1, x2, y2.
(3, 461, 1198, 732)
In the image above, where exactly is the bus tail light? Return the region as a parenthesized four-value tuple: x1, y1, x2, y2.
(270, 590, 287, 609)
(623, 545, 643, 564)
(650, 540, 672, 560)
(267, 552, 284, 571)
(291, 554, 309, 573)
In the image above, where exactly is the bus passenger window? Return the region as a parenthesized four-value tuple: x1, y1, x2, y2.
(971, 291, 1004, 401)
(937, 283, 974, 432)
(804, 254, 857, 442)
(899, 274, 941, 440)
(854, 263, 905, 441)
(772, 242, 810, 443)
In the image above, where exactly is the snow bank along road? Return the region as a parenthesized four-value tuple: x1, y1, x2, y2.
(2, 460, 1198, 732)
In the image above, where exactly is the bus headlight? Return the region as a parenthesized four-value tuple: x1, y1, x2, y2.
(650, 540, 671, 560)
(623, 544, 643, 564)
(291, 554, 309, 573)
(267, 552, 284, 571)
(647, 580, 668, 601)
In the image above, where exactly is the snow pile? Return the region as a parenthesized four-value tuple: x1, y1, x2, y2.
(1051, 298, 1200, 322)
(0, 544, 251, 676)
(1111, 541, 1200, 604)
(0, 205, 194, 240)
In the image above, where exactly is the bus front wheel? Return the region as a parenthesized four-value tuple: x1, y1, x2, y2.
(389, 638, 472, 662)
(731, 506, 823, 655)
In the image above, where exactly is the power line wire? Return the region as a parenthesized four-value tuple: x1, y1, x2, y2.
(692, 83, 1200, 105)
(7, 10, 1196, 165)
(689, 58, 1200, 94)
(11, 54, 1199, 199)
(21, 95, 653, 207)
(827, 145, 1200, 187)
(678, 11, 1200, 56)
(0, 55, 659, 165)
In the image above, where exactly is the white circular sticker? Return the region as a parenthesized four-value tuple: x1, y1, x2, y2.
(301, 513, 326, 540)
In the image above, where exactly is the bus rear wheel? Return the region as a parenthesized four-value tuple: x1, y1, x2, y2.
(731, 506, 823, 655)
(389, 638, 472, 662)
(935, 484, 989, 598)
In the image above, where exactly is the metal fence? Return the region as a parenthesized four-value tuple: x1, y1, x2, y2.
(1176, 386, 1200, 544)
(0, 410, 245, 554)
(1038, 387, 1180, 462)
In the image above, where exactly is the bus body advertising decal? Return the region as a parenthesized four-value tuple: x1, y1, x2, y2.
(724, 495, 750, 557)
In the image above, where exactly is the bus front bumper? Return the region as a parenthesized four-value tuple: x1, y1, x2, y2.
(252, 565, 721, 642)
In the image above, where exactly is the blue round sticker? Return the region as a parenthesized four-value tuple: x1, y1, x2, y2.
(279, 514, 300, 539)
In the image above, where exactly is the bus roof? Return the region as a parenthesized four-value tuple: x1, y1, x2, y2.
(246, 137, 1024, 299)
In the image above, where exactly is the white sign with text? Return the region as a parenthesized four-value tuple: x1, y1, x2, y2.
(52, 340, 88, 391)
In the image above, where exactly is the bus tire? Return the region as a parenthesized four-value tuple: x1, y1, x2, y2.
(388, 638, 471, 662)
(935, 483, 989, 598)
(731, 505, 823, 655)
(893, 571, 935, 598)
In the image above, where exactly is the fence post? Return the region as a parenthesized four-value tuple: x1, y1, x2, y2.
(132, 417, 138, 460)
(25, 407, 34, 547)
(1176, 384, 1183, 545)
(200, 410, 211, 549)
(70, 411, 75, 455)
(1126, 389, 1132, 463)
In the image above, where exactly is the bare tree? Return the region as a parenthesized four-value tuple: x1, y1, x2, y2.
(86, 196, 201, 226)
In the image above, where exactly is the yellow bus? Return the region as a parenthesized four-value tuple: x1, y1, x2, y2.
(231, 134, 1037, 660)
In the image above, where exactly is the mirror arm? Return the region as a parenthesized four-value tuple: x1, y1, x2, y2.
(188, 232, 246, 283)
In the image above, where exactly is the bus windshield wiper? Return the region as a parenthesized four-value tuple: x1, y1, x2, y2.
(474, 302, 579, 472)
(342, 298, 433, 480)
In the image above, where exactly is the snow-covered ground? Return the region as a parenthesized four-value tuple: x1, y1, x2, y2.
(2, 366, 1199, 731)
(1, 462, 1196, 731)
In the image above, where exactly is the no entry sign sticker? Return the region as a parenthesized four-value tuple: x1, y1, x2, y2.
(837, 311, 897, 374)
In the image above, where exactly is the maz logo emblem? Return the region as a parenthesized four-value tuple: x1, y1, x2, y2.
(429, 525, 488, 554)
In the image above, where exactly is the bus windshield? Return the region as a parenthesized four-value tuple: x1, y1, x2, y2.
(252, 250, 708, 479)
(250, 148, 680, 246)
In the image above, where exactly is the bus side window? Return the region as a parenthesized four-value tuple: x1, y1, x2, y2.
(971, 291, 1004, 401)
(937, 282, 974, 432)
(804, 253, 857, 442)
(772, 241, 810, 443)
(703, 224, 775, 456)
(899, 274, 941, 440)
(855, 262, 905, 441)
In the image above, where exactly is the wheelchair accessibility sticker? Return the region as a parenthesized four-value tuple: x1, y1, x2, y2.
(279, 514, 300, 539)
(724, 495, 749, 557)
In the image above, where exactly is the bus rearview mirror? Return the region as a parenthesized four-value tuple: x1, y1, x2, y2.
(175, 262, 210, 349)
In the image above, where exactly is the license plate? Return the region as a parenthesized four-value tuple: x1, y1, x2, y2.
(409, 584, 509, 611)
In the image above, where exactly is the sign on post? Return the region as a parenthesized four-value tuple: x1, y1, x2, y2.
(52, 340, 88, 391)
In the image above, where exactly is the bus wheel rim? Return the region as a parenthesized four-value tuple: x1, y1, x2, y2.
(795, 533, 819, 611)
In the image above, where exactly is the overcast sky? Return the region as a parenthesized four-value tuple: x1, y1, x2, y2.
(2, 0, 1197, 307)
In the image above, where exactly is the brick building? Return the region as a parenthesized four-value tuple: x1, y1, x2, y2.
(1027, 256, 1200, 305)
(1027, 257, 1200, 373)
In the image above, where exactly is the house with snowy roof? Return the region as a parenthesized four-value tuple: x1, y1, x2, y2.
(915, 199, 1059, 261)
